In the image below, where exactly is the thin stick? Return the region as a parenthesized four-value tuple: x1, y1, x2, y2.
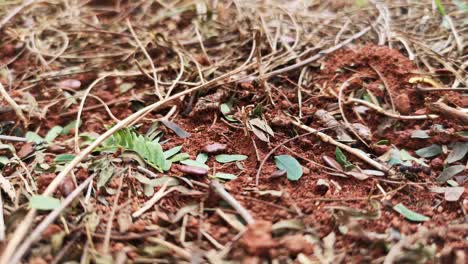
(210, 180, 254, 225)
(9, 175, 96, 264)
(348, 98, 439, 120)
(290, 119, 393, 174)
(126, 18, 163, 100)
(147, 237, 191, 260)
(417, 86, 468, 92)
(132, 180, 169, 219)
(0, 82, 28, 126)
(0, 135, 27, 142)
(102, 175, 124, 254)
(429, 101, 468, 125)
(0, 192, 4, 241)
(0, 64, 250, 264)
(74, 73, 114, 153)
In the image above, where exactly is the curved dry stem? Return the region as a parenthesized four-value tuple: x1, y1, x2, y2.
(348, 98, 439, 120)
(0, 81, 28, 126)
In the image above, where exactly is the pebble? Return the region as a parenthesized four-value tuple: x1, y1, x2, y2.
(178, 165, 208, 176)
(59, 177, 75, 197)
(202, 143, 227, 154)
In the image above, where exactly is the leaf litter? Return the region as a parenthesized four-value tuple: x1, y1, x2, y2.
(0, 1, 467, 263)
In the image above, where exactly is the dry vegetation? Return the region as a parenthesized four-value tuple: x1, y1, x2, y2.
(0, 0, 467, 263)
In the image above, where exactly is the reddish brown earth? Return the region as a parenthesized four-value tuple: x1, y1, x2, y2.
(1, 44, 466, 262)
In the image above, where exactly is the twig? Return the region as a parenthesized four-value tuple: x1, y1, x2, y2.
(210, 180, 254, 225)
(338, 78, 370, 147)
(290, 119, 393, 174)
(429, 101, 468, 125)
(147, 237, 191, 260)
(132, 180, 169, 219)
(416, 86, 468, 92)
(348, 98, 439, 120)
(103, 175, 124, 254)
(9, 175, 96, 264)
(369, 63, 396, 113)
(0, 135, 27, 142)
(126, 18, 163, 100)
(50, 233, 80, 264)
(0, 82, 28, 126)
(0, 192, 4, 241)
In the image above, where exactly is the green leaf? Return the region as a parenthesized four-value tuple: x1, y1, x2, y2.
(161, 119, 190, 138)
(119, 82, 135, 93)
(26, 131, 45, 144)
(214, 172, 237, 180)
(335, 147, 354, 170)
(393, 203, 429, 222)
(437, 165, 465, 182)
(54, 154, 76, 164)
(196, 153, 208, 164)
(376, 139, 389, 145)
(220, 103, 237, 122)
(220, 103, 231, 115)
(45, 126, 64, 142)
(415, 144, 442, 158)
(215, 154, 247, 163)
(30, 195, 61, 210)
(180, 159, 209, 169)
(97, 165, 115, 189)
(446, 142, 468, 164)
(163, 146, 182, 159)
(274, 155, 303, 181)
(0, 156, 9, 166)
(434, 0, 446, 16)
(62, 120, 81, 135)
(411, 130, 430, 139)
(169, 153, 190, 162)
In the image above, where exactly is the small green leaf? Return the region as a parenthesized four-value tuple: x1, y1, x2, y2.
(26, 131, 45, 144)
(97, 165, 115, 189)
(446, 142, 468, 164)
(62, 120, 81, 135)
(214, 172, 237, 180)
(220, 103, 231, 115)
(434, 0, 446, 16)
(45, 126, 64, 142)
(169, 153, 190, 162)
(0, 156, 9, 166)
(215, 154, 247, 163)
(30, 195, 61, 210)
(274, 155, 303, 181)
(411, 130, 430, 139)
(119, 82, 135, 93)
(54, 154, 76, 164)
(335, 147, 354, 170)
(376, 139, 389, 145)
(180, 159, 209, 169)
(437, 165, 465, 182)
(196, 153, 208, 164)
(393, 203, 429, 222)
(415, 144, 442, 158)
(163, 146, 182, 159)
